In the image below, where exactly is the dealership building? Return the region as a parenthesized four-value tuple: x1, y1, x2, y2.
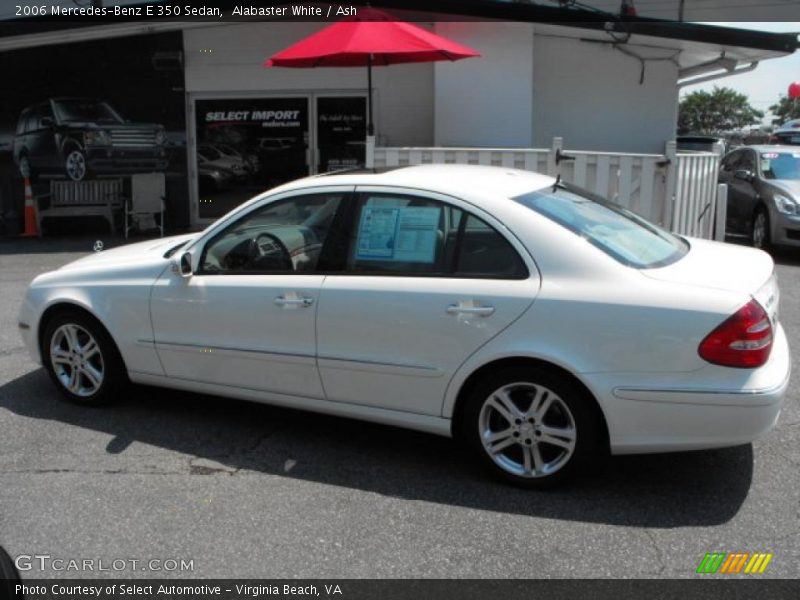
(0, 1, 796, 231)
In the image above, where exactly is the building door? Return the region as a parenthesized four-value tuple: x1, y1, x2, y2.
(194, 97, 310, 219)
(315, 96, 367, 173)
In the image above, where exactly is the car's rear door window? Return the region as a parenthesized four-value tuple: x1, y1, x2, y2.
(343, 193, 528, 279)
(513, 184, 688, 269)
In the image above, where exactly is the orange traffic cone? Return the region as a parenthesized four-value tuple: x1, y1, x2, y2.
(21, 177, 38, 237)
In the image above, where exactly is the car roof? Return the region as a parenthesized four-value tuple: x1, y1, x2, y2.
(49, 97, 106, 102)
(775, 119, 800, 131)
(278, 164, 556, 200)
(741, 145, 800, 152)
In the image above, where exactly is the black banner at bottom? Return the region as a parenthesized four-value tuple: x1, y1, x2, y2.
(3, 580, 800, 600)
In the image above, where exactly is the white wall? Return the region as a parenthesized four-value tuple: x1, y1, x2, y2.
(184, 21, 682, 154)
(183, 23, 434, 146)
(434, 22, 534, 147)
(433, 22, 679, 153)
(532, 35, 679, 153)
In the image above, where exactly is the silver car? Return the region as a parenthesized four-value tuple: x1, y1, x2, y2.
(719, 145, 800, 249)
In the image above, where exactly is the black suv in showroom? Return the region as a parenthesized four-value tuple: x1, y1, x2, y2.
(13, 97, 169, 181)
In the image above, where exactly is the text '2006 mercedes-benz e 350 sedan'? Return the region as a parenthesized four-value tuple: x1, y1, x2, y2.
(18, 165, 790, 487)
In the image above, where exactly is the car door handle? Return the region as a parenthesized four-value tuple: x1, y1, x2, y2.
(446, 304, 495, 317)
(274, 295, 314, 307)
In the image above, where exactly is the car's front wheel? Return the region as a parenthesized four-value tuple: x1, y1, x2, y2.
(42, 310, 126, 405)
(751, 207, 771, 250)
(64, 147, 89, 181)
(461, 366, 601, 488)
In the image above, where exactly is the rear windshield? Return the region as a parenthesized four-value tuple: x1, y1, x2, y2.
(513, 184, 688, 269)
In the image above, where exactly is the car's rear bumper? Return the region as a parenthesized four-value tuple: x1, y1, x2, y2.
(589, 324, 791, 454)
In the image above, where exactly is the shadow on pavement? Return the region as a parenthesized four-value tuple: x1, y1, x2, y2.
(772, 247, 800, 267)
(0, 369, 753, 528)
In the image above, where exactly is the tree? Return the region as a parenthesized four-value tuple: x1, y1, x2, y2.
(678, 86, 764, 134)
(768, 95, 800, 125)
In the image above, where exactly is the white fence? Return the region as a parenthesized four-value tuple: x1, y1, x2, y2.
(369, 137, 724, 240)
(671, 151, 723, 239)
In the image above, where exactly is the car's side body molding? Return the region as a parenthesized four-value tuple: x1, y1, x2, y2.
(128, 370, 453, 437)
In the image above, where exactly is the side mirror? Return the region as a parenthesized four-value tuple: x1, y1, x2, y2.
(734, 169, 754, 182)
(180, 252, 193, 277)
(172, 251, 193, 277)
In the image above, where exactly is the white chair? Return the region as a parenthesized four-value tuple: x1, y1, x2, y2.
(125, 173, 165, 238)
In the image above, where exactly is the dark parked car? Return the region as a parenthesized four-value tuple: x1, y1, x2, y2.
(13, 97, 169, 181)
(197, 162, 236, 194)
(719, 145, 800, 249)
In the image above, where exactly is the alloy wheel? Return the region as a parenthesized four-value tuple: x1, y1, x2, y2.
(50, 323, 105, 397)
(19, 156, 31, 178)
(478, 382, 577, 478)
(65, 150, 87, 181)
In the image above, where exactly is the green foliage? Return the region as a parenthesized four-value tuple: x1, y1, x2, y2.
(678, 86, 764, 134)
(768, 95, 800, 125)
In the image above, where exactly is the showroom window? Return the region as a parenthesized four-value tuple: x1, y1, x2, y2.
(199, 193, 344, 274)
(344, 194, 528, 279)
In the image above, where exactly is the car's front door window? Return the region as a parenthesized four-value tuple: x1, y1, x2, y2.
(200, 193, 344, 274)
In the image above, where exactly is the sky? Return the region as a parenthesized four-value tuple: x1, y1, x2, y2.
(683, 22, 800, 126)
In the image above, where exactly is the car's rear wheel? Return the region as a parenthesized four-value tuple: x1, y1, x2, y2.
(42, 310, 125, 405)
(18, 153, 35, 180)
(64, 147, 88, 181)
(751, 207, 771, 250)
(461, 366, 600, 488)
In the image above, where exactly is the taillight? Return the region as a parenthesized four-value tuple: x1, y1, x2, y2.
(698, 299, 773, 368)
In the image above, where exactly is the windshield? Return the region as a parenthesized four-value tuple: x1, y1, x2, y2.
(53, 99, 124, 124)
(513, 184, 688, 269)
(760, 151, 800, 180)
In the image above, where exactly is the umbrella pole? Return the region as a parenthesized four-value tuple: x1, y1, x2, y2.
(367, 53, 374, 137)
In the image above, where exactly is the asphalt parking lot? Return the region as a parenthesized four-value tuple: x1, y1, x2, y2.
(0, 235, 798, 579)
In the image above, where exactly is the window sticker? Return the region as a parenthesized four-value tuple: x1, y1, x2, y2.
(356, 206, 441, 263)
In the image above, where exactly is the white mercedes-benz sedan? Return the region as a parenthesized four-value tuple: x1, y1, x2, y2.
(18, 165, 790, 487)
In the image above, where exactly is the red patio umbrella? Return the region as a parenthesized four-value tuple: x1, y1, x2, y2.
(264, 8, 480, 136)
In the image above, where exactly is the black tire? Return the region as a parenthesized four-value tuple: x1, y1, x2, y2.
(41, 309, 126, 406)
(460, 366, 601, 489)
(751, 206, 771, 251)
(0, 545, 21, 589)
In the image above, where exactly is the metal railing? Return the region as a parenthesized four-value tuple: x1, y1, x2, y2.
(370, 137, 725, 240)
